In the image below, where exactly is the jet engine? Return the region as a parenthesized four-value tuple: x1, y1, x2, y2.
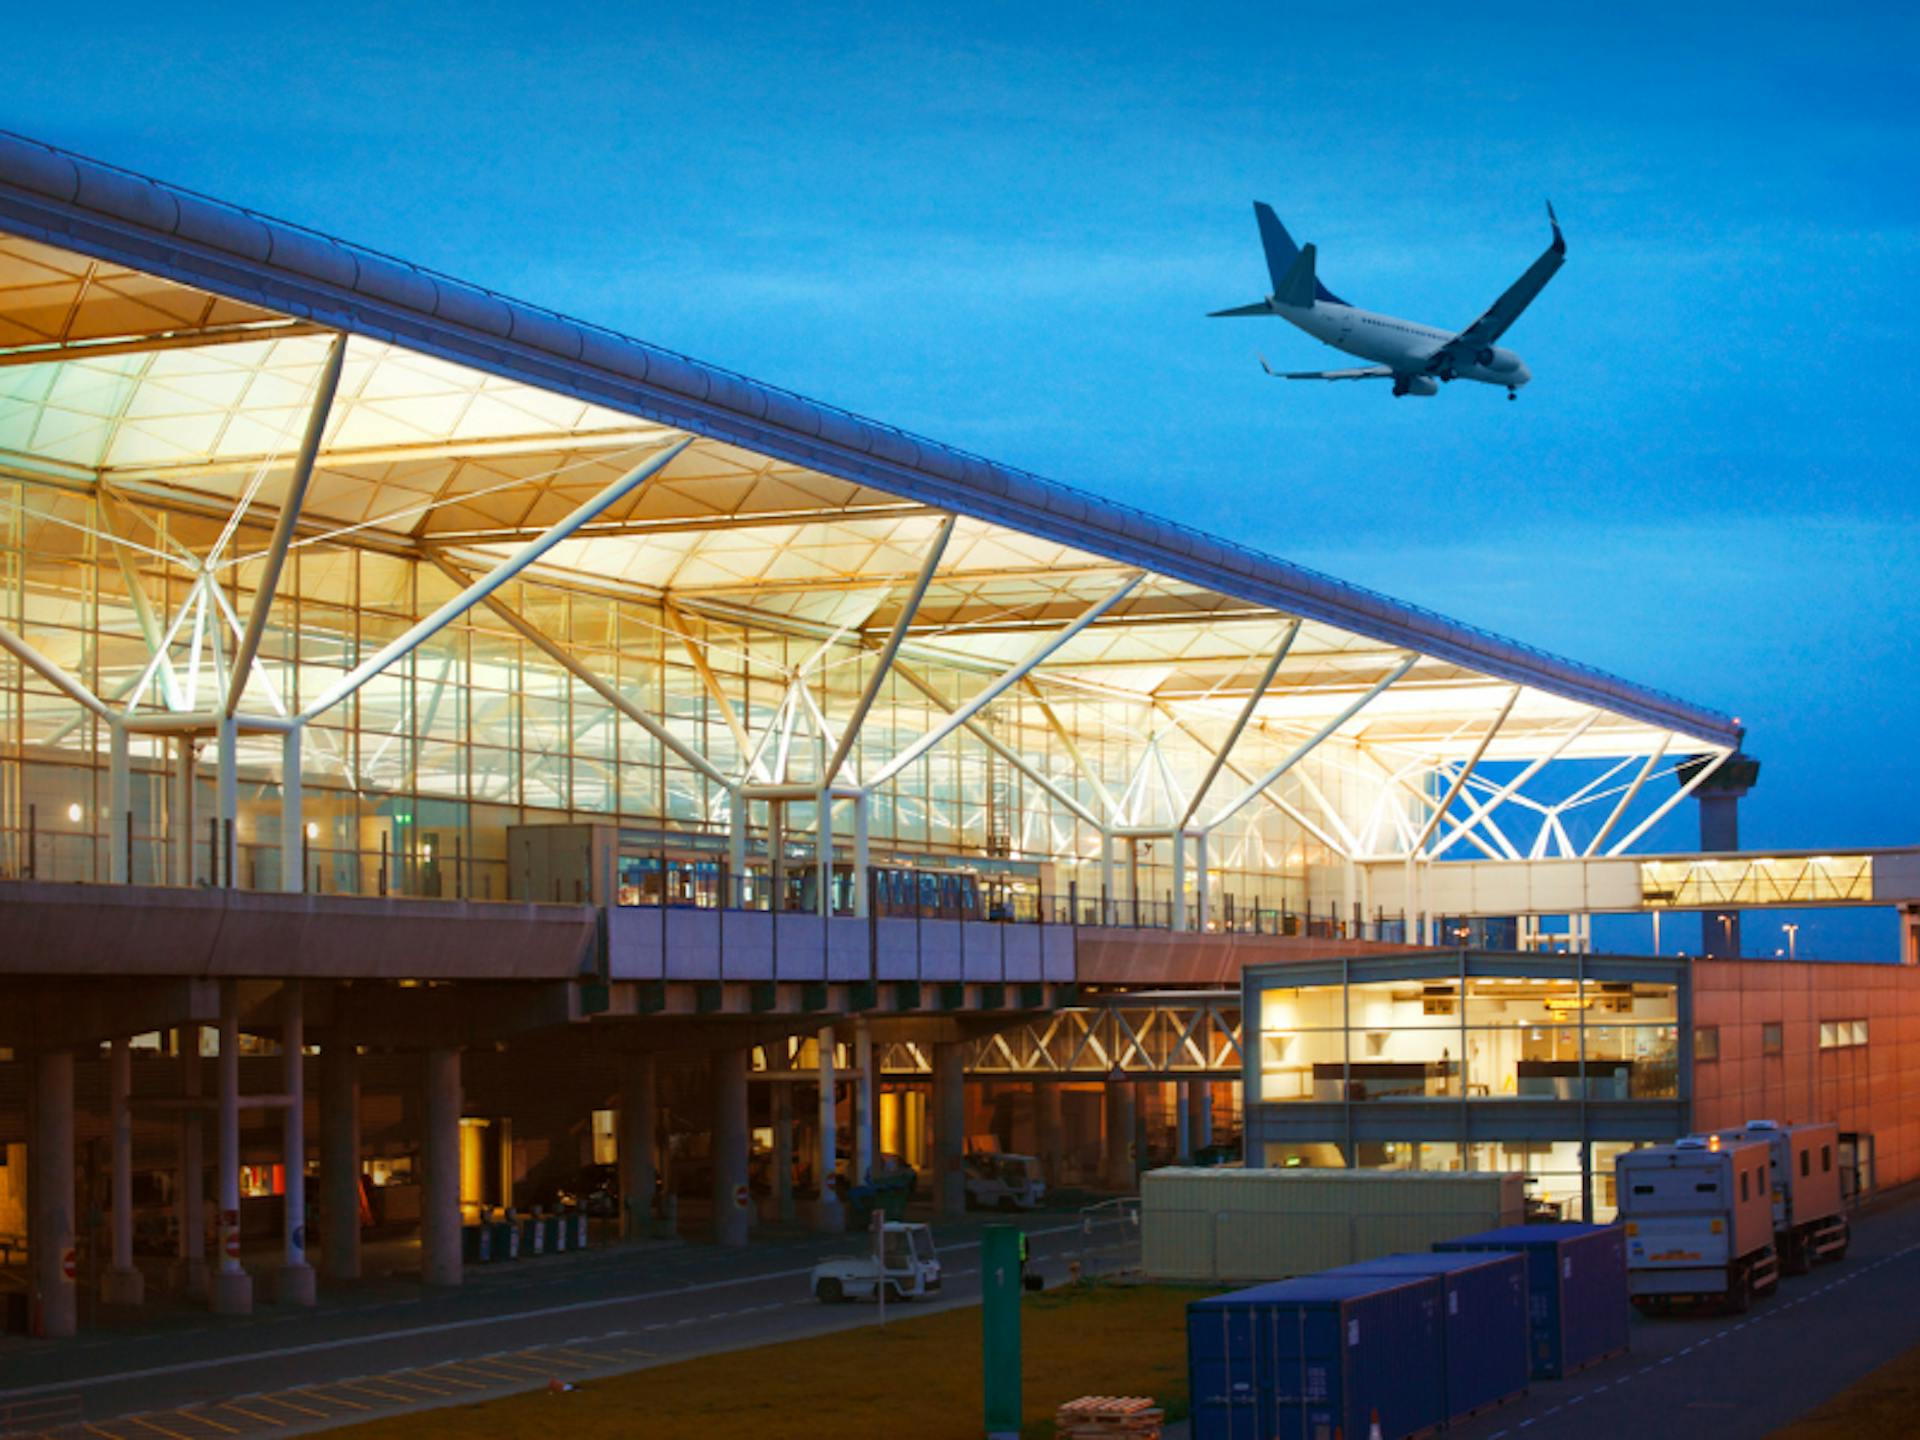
(1392, 375, 1439, 397)
(1476, 347, 1522, 373)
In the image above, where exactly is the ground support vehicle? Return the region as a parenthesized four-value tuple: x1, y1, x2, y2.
(810, 1221, 942, 1303)
(1617, 1137, 1779, 1313)
(965, 1152, 1047, 1211)
(1712, 1119, 1849, 1273)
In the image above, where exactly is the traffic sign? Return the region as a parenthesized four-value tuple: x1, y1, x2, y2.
(224, 1230, 240, 1259)
(733, 1183, 751, 1211)
(60, 1247, 76, 1281)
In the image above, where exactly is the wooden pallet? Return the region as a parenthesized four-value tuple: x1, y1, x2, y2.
(1055, 1395, 1165, 1438)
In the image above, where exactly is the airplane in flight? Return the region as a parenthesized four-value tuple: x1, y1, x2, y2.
(1210, 202, 1565, 398)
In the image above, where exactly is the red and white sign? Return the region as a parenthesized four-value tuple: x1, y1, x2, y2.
(60, 1247, 76, 1281)
(733, 1183, 751, 1211)
(224, 1230, 241, 1259)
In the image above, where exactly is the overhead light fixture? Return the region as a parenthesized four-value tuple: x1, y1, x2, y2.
(67, 802, 83, 823)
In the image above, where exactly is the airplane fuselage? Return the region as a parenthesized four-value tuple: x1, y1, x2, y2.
(1278, 300, 1532, 390)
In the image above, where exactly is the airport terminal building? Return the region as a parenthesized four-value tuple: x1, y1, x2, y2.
(1, 131, 1917, 1337)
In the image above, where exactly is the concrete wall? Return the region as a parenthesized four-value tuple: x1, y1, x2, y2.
(1692, 957, 1920, 1188)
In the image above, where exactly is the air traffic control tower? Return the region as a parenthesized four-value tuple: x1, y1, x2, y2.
(1683, 752, 1762, 956)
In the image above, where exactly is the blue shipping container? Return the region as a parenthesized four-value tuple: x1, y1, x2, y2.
(1330, 1252, 1529, 1424)
(1434, 1223, 1629, 1379)
(1188, 1274, 1445, 1440)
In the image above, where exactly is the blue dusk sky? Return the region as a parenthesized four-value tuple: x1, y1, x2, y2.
(7, 3, 1915, 957)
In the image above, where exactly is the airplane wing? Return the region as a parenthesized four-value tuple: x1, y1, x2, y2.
(1259, 356, 1394, 381)
(1423, 202, 1566, 375)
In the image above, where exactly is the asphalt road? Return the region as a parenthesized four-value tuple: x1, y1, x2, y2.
(0, 1210, 1133, 1432)
(1442, 1193, 1920, 1440)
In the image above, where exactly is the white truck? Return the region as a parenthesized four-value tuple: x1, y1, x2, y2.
(809, 1221, 942, 1303)
(1617, 1136, 1780, 1312)
(1710, 1119, 1849, 1273)
(965, 1152, 1047, 1211)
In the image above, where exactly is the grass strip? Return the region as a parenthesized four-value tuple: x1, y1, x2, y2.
(1770, 1337, 1920, 1437)
(332, 1281, 1211, 1440)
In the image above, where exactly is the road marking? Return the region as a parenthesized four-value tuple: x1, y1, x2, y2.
(293, 1388, 369, 1412)
(531, 1349, 596, 1370)
(212, 1402, 283, 1428)
(331, 1381, 415, 1404)
(356, 1374, 451, 1398)
(178, 1408, 241, 1434)
(123, 1417, 196, 1440)
(411, 1367, 489, 1390)
(252, 1394, 327, 1419)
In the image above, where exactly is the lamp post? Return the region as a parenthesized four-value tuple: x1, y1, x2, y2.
(1716, 914, 1734, 954)
(1782, 922, 1799, 960)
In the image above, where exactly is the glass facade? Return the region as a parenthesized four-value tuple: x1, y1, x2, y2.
(1257, 968, 1679, 1103)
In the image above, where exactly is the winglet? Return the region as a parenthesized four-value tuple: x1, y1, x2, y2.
(1258, 354, 1277, 376)
(1546, 199, 1565, 255)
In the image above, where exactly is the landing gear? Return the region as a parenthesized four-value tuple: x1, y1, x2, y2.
(1507, 387, 1518, 401)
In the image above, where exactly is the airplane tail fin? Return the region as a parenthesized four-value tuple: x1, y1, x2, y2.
(1254, 203, 1304, 293)
(1274, 243, 1318, 309)
(1251, 202, 1348, 307)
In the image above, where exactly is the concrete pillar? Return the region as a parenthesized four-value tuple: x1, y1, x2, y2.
(278, 988, 314, 1304)
(1035, 1083, 1064, 1185)
(854, 1017, 874, 1183)
(420, 1047, 462, 1287)
(30, 1049, 76, 1338)
(618, 1052, 657, 1239)
(772, 1082, 797, 1223)
(497, 1117, 513, 1211)
(934, 1042, 966, 1217)
(281, 727, 304, 894)
(816, 786, 833, 917)
(815, 1026, 843, 1231)
(211, 987, 251, 1315)
(727, 786, 747, 907)
(1188, 1080, 1214, 1154)
(321, 1040, 361, 1282)
(1694, 753, 1758, 959)
(1103, 1082, 1136, 1192)
(177, 1027, 206, 1297)
(711, 1047, 751, 1247)
(108, 722, 130, 884)
(1175, 1080, 1193, 1166)
(103, 1037, 143, 1305)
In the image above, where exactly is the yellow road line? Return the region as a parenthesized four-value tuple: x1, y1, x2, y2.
(524, 1349, 595, 1369)
(411, 1367, 490, 1390)
(122, 1420, 194, 1440)
(177, 1408, 241, 1435)
(84, 1424, 128, 1440)
(356, 1374, 451, 1398)
(466, 1355, 550, 1377)
(211, 1403, 283, 1429)
(330, 1382, 413, 1404)
(291, 1388, 369, 1412)
(252, 1396, 327, 1420)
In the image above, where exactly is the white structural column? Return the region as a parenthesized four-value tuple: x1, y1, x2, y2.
(711, 1046, 751, 1248)
(821, 514, 955, 788)
(421, 1047, 463, 1287)
(1411, 687, 1519, 854)
(852, 793, 871, 917)
(301, 439, 691, 725)
(1207, 654, 1419, 832)
(212, 985, 252, 1315)
(1171, 830, 1187, 932)
(103, 1037, 143, 1305)
(1100, 832, 1116, 924)
(618, 1053, 657, 1239)
(1195, 831, 1212, 931)
(865, 573, 1142, 791)
(1177, 621, 1301, 836)
(281, 728, 304, 893)
(279, 988, 315, 1305)
(933, 1042, 966, 1217)
(171, 737, 196, 885)
(815, 785, 833, 918)
(225, 335, 344, 717)
(108, 722, 130, 883)
(321, 1040, 361, 1282)
(854, 1018, 875, 1184)
(215, 715, 237, 888)
(30, 1048, 76, 1337)
(814, 1026, 843, 1232)
(178, 1027, 206, 1296)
